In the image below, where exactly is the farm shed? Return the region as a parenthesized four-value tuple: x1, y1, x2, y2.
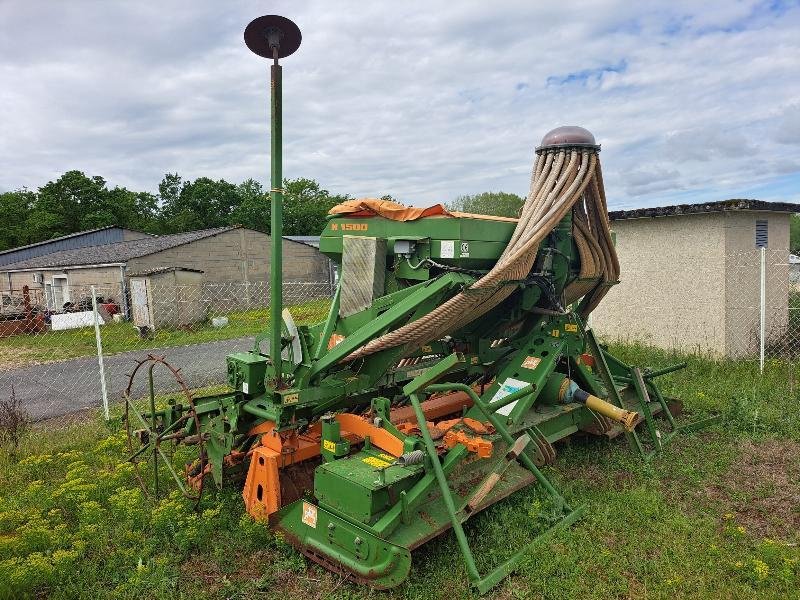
(591, 199, 800, 357)
(0, 226, 334, 315)
(0, 225, 150, 267)
(129, 267, 206, 330)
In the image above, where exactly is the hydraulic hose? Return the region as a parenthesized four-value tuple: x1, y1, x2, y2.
(342, 126, 618, 362)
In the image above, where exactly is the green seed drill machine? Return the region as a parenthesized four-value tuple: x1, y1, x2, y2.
(124, 14, 716, 593)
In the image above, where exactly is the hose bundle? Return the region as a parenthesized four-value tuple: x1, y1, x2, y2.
(343, 126, 618, 362)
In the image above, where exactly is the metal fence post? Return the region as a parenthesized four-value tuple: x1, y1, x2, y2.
(759, 246, 766, 375)
(91, 286, 110, 420)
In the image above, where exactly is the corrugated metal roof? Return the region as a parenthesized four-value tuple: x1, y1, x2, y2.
(284, 235, 320, 248)
(0, 226, 152, 267)
(2, 226, 238, 271)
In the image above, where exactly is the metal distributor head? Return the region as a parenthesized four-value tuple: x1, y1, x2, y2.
(244, 15, 302, 60)
(536, 125, 600, 153)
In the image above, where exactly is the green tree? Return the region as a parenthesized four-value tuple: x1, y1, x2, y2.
(790, 214, 800, 254)
(230, 179, 269, 232)
(447, 191, 524, 218)
(0, 190, 36, 251)
(158, 175, 240, 233)
(281, 178, 349, 236)
(29, 171, 109, 239)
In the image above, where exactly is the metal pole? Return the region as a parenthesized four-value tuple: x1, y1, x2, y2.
(760, 246, 766, 374)
(270, 51, 283, 385)
(91, 286, 110, 420)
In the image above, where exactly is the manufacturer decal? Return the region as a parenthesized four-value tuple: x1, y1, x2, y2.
(551, 329, 560, 338)
(490, 377, 530, 417)
(283, 393, 299, 405)
(341, 223, 369, 231)
(301, 501, 318, 528)
(440, 240, 455, 259)
(521, 356, 541, 371)
(564, 323, 578, 333)
(323, 440, 336, 452)
(405, 367, 427, 378)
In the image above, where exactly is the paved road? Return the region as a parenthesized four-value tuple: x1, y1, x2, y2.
(0, 336, 255, 421)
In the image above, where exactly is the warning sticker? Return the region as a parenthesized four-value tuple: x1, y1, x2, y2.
(362, 456, 392, 468)
(301, 501, 318, 528)
(490, 377, 530, 417)
(521, 356, 541, 371)
(460, 241, 470, 257)
(440, 240, 455, 258)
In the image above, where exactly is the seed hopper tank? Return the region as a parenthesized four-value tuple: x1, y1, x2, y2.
(123, 15, 717, 593)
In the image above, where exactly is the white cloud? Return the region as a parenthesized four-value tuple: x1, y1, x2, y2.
(0, 0, 799, 208)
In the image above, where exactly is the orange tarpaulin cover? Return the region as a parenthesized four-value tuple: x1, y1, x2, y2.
(328, 198, 518, 222)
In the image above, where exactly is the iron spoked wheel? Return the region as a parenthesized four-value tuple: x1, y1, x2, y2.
(123, 354, 206, 509)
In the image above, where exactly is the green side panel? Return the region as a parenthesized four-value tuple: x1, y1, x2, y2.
(273, 499, 411, 589)
(226, 352, 267, 396)
(315, 449, 423, 524)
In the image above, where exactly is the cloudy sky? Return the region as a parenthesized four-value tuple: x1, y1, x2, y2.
(1, 1, 799, 209)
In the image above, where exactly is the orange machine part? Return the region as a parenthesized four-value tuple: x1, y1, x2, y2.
(243, 446, 281, 520)
(242, 390, 481, 519)
(390, 390, 474, 425)
(443, 430, 493, 458)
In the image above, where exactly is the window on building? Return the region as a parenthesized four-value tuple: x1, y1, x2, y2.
(755, 219, 768, 248)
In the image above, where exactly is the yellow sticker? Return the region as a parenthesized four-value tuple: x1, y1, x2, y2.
(323, 440, 336, 452)
(421, 345, 433, 353)
(341, 223, 368, 231)
(362, 456, 391, 468)
(521, 356, 541, 370)
(283, 393, 299, 405)
(565, 323, 578, 333)
(301, 501, 318, 528)
(552, 329, 560, 338)
(471, 356, 479, 364)
(379, 453, 395, 461)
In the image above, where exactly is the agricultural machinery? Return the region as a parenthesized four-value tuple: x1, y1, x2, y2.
(124, 15, 715, 593)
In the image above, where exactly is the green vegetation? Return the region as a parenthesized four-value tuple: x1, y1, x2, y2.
(790, 213, 800, 254)
(1, 342, 798, 599)
(447, 191, 525, 218)
(0, 300, 331, 370)
(0, 172, 350, 252)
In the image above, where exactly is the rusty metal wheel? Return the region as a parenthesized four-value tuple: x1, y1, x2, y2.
(123, 354, 206, 508)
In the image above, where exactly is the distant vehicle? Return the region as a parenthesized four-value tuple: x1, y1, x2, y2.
(0, 293, 26, 320)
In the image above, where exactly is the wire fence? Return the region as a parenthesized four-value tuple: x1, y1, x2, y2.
(1, 249, 799, 426)
(0, 281, 333, 424)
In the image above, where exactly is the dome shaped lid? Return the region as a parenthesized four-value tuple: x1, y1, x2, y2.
(245, 15, 302, 59)
(536, 126, 599, 153)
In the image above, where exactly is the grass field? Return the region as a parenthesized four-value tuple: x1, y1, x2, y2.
(0, 299, 331, 370)
(1, 342, 798, 599)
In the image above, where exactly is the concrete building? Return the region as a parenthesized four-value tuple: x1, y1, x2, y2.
(0, 226, 333, 313)
(591, 199, 800, 357)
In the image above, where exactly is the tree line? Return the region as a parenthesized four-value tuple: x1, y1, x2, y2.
(0, 169, 525, 252)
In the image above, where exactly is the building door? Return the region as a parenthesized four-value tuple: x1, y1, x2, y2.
(51, 275, 70, 311)
(130, 278, 152, 328)
(44, 283, 54, 310)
